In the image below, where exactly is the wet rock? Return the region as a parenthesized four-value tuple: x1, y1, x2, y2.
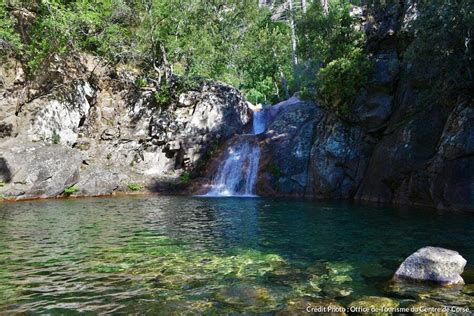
(462, 284, 474, 296)
(347, 296, 399, 316)
(257, 97, 323, 196)
(394, 247, 467, 285)
(307, 115, 372, 199)
(268, 267, 310, 285)
(214, 285, 273, 308)
(307, 262, 330, 276)
(322, 283, 353, 298)
(277, 297, 346, 316)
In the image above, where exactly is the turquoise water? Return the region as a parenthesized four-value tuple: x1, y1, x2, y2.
(0, 196, 473, 313)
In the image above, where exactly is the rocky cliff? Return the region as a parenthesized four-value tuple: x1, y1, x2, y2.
(0, 2, 471, 212)
(256, 1, 473, 212)
(0, 54, 251, 200)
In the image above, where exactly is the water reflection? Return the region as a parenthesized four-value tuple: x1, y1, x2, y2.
(0, 196, 473, 313)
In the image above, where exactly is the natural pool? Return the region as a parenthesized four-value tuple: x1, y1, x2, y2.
(0, 196, 473, 314)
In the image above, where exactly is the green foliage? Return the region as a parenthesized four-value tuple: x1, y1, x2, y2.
(179, 172, 191, 184)
(153, 82, 171, 106)
(403, 0, 473, 105)
(297, 1, 372, 112)
(268, 163, 283, 177)
(52, 131, 61, 144)
(127, 183, 143, 192)
(318, 48, 373, 113)
(135, 77, 147, 89)
(64, 185, 78, 195)
(0, 2, 22, 56)
(0, 182, 5, 187)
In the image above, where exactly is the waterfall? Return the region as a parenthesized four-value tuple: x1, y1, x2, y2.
(204, 109, 266, 197)
(252, 110, 266, 135)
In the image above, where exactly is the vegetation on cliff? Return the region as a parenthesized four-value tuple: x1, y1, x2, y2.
(0, 0, 472, 111)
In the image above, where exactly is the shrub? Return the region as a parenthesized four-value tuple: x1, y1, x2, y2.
(317, 48, 373, 114)
(128, 183, 143, 191)
(179, 172, 191, 184)
(297, 1, 372, 113)
(52, 131, 61, 144)
(64, 185, 78, 195)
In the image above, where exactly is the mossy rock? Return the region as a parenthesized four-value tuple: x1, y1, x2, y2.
(214, 285, 275, 311)
(268, 267, 311, 285)
(276, 297, 346, 316)
(347, 296, 399, 316)
(322, 283, 353, 298)
(307, 262, 330, 275)
(462, 284, 474, 296)
(407, 299, 447, 316)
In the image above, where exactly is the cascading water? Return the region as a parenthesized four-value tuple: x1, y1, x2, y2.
(204, 109, 266, 197)
(252, 110, 266, 135)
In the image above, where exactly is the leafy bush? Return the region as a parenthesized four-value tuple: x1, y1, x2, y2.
(154, 83, 171, 105)
(179, 172, 191, 184)
(297, 1, 371, 113)
(52, 131, 61, 144)
(127, 183, 143, 192)
(403, 0, 473, 105)
(317, 48, 373, 113)
(64, 185, 78, 195)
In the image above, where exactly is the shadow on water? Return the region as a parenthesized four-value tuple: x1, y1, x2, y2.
(0, 195, 473, 313)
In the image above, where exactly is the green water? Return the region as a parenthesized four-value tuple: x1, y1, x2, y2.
(0, 196, 473, 314)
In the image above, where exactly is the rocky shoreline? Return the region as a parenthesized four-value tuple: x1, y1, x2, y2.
(1, 2, 472, 211)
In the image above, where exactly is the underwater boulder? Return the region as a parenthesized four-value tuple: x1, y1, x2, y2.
(394, 247, 467, 286)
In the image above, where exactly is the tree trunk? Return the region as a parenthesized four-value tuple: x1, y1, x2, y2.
(321, 0, 329, 15)
(302, 0, 307, 13)
(288, 0, 298, 66)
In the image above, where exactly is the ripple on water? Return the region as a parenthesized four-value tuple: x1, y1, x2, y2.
(0, 196, 473, 313)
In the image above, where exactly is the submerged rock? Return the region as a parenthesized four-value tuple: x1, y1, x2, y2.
(347, 296, 399, 316)
(394, 247, 467, 285)
(462, 284, 474, 296)
(214, 285, 272, 308)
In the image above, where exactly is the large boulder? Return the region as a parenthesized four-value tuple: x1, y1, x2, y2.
(394, 247, 467, 286)
(0, 139, 84, 200)
(256, 97, 323, 196)
(307, 115, 373, 199)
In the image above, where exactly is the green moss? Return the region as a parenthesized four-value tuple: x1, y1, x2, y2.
(268, 163, 283, 177)
(179, 172, 191, 184)
(127, 183, 143, 191)
(52, 131, 61, 145)
(64, 185, 78, 195)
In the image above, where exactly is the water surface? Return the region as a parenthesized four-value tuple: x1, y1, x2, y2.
(0, 196, 473, 313)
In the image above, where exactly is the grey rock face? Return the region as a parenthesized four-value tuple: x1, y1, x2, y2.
(0, 55, 250, 200)
(256, 97, 323, 196)
(308, 116, 372, 199)
(394, 247, 467, 285)
(0, 139, 83, 200)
